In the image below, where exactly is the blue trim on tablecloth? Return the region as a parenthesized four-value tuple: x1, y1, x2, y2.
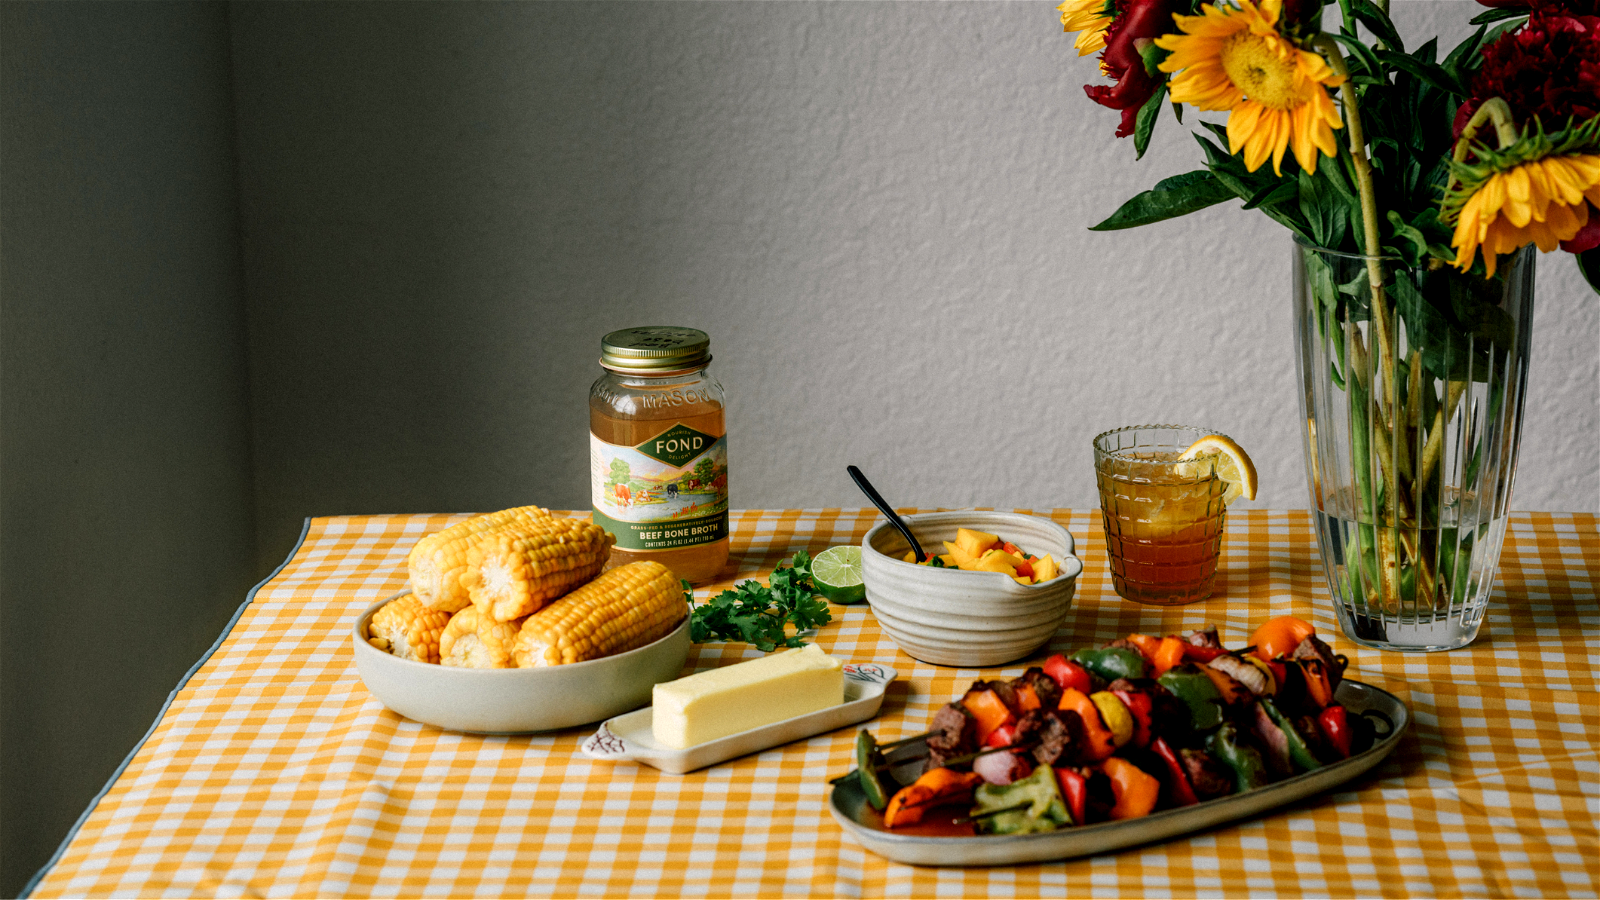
(21, 518, 313, 898)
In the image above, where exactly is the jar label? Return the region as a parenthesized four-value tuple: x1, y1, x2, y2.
(590, 426, 729, 551)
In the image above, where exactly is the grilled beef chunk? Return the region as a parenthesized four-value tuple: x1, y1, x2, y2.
(926, 703, 977, 770)
(1186, 625, 1223, 649)
(1013, 666, 1062, 711)
(1292, 633, 1343, 690)
(1179, 747, 1235, 800)
(1014, 708, 1088, 767)
(1103, 638, 1142, 654)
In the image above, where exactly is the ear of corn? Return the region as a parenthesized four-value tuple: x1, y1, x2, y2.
(439, 606, 527, 669)
(407, 506, 555, 612)
(513, 561, 687, 667)
(463, 517, 616, 622)
(367, 593, 453, 664)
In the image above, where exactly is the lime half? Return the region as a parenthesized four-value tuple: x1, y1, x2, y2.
(812, 545, 866, 605)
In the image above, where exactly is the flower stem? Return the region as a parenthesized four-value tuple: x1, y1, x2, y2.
(1316, 34, 1403, 606)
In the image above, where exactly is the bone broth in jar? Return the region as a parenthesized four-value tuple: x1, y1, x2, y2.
(590, 327, 729, 584)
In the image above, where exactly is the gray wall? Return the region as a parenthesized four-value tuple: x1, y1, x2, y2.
(1, 3, 256, 893)
(230, 1, 1596, 567)
(3, 1, 1596, 893)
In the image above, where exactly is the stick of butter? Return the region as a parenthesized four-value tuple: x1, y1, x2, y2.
(651, 644, 844, 749)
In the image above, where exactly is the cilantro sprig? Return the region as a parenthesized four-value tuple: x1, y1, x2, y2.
(687, 551, 833, 652)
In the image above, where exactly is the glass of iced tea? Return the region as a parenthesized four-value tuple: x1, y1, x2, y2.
(1094, 425, 1229, 605)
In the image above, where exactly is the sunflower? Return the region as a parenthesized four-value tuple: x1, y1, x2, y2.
(1155, 0, 1345, 175)
(1058, 0, 1113, 57)
(1443, 119, 1600, 277)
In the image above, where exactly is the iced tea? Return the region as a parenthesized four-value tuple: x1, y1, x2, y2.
(1094, 427, 1227, 605)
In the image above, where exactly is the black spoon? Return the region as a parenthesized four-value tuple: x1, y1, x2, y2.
(847, 465, 929, 562)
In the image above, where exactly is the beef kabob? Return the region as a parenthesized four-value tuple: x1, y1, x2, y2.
(836, 617, 1388, 833)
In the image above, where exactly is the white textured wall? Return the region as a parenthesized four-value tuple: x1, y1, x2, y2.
(230, 1, 1597, 566)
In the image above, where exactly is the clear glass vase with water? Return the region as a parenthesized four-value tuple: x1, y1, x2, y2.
(1293, 239, 1536, 651)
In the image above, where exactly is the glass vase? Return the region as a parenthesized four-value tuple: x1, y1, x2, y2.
(1292, 238, 1536, 651)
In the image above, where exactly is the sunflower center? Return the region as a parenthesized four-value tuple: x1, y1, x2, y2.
(1220, 32, 1303, 110)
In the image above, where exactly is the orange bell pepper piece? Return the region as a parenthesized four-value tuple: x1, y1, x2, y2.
(1125, 633, 1162, 661)
(962, 689, 1014, 744)
(1103, 757, 1160, 820)
(1151, 637, 1186, 677)
(1013, 684, 1042, 713)
(1250, 615, 1316, 661)
(883, 768, 984, 828)
(1058, 688, 1116, 761)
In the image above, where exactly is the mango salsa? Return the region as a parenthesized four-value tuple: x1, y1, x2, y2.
(898, 527, 1062, 585)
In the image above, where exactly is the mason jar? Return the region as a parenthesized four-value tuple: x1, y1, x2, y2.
(589, 326, 729, 585)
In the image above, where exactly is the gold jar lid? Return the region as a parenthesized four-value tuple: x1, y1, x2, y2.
(600, 326, 712, 374)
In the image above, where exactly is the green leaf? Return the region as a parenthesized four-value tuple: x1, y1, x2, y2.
(1330, 32, 1384, 79)
(1352, 0, 1404, 52)
(1299, 169, 1347, 249)
(1443, 25, 1489, 85)
(1384, 210, 1429, 268)
(1469, 6, 1528, 25)
(1395, 267, 1516, 382)
(1089, 169, 1235, 230)
(1243, 180, 1297, 210)
(1376, 48, 1465, 97)
(1134, 82, 1168, 160)
(1578, 247, 1600, 295)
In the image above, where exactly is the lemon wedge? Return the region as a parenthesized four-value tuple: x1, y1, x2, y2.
(1178, 434, 1258, 504)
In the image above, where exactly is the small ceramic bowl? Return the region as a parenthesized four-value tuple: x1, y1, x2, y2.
(861, 511, 1082, 667)
(351, 591, 690, 733)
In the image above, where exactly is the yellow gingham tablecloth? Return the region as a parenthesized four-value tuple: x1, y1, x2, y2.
(27, 509, 1600, 898)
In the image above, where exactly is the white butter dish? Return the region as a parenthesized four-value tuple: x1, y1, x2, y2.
(581, 661, 897, 774)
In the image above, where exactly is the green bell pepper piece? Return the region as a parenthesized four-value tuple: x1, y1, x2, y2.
(1069, 647, 1145, 683)
(1261, 698, 1323, 773)
(854, 729, 889, 811)
(971, 765, 1071, 834)
(1207, 722, 1270, 793)
(1158, 663, 1226, 731)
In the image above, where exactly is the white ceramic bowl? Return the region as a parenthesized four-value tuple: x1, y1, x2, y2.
(861, 511, 1082, 667)
(351, 591, 690, 733)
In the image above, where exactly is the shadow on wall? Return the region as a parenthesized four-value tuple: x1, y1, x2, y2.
(0, 4, 257, 894)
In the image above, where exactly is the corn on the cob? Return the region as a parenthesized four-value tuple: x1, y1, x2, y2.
(512, 561, 686, 667)
(407, 507, 554, 612)
(463, 517, 616, 622)
(367, 593, 453, 664)
(439, 606, 527, 668)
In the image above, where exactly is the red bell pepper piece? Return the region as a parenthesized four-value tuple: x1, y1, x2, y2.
(1053, 766, 1088, 826)
(1179, 641, 1229, 664)
(984, 722, 1019, 749)
(1150, 737, 1199, 807)
(1318, 704, 1353, 758)
(1044, 654, 1093, 695)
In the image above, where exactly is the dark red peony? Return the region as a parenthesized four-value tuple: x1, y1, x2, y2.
(1454, 2, 1600, 136)
(1085, 0, 1180, 137)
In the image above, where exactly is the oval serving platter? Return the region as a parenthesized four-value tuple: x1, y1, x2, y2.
(583, 662, 897, 775)
(828, 679, 1408, 867)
